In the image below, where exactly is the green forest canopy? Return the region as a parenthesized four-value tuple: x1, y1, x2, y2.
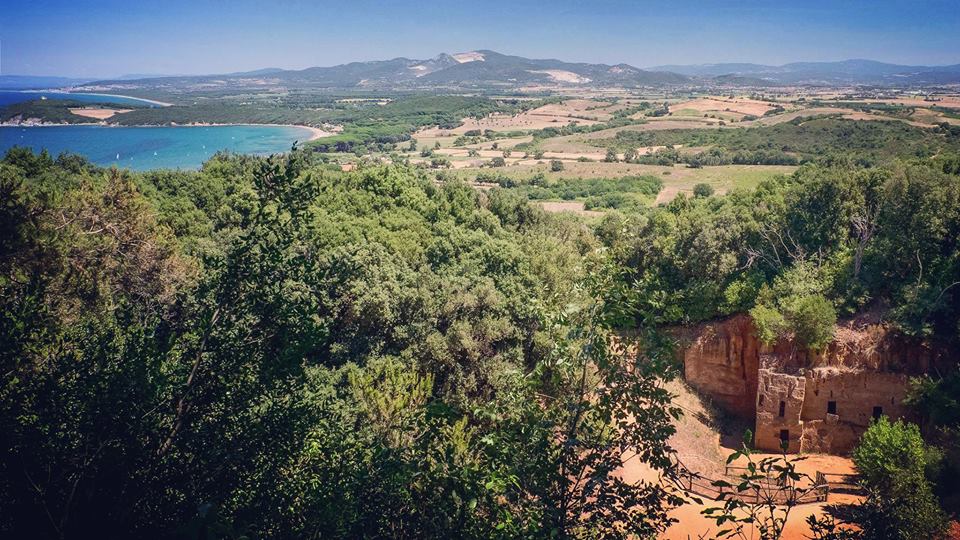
(1, 147, 958, 538)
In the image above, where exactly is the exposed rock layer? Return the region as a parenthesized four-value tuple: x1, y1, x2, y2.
(674, 313, 950, 453)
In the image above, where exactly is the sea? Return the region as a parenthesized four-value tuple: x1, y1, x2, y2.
(0, 124, 313, 170)
(0, 90, 164, 108)
(0, 90, 311, 170)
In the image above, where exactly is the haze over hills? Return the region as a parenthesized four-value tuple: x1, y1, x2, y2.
(0, 75, 98, 89)
(649, 59, 960, 85)
(6, 50, 960, 92)
(73, 50, 689, 92)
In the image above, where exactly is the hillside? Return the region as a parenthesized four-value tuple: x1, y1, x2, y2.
(75, 49, 690, 93)
(649, 59, 960, 85)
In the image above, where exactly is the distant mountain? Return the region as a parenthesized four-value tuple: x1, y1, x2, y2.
(68, 52, 960, 93)
(0, 75, 97, 90)
(78, 50, 690, 92)
(415, 50, 688, 86)
(649, 59, 960, 85)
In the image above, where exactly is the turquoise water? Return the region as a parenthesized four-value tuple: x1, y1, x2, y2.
(0, 125, 312, 170)
(0, 91, 163, 108)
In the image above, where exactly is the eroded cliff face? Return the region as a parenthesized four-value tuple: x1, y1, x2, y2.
(674, 314, 761, 418)
(674, 313, 949, 454)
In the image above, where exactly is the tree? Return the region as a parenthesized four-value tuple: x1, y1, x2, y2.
(786, 294, 837, 350)
(906, 369, 960, 513)
(850, 418, 947, 540)
(693, 183, 715, 197)
(550, 159, 564, 172)
(604, 148, 619, 163)
(489, 157, 506, 168)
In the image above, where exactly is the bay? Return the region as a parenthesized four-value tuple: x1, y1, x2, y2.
(0, 125, 312, 170)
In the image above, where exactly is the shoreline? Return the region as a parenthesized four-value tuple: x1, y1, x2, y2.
(67, 92, 173, 107)
(19, 89, 174, 107)
(180, 122, 333, 141)
(0, 121, 333, 140)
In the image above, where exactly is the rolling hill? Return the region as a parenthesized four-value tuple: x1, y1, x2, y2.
(59, 51, 960, 95)
(75, 50, 689, 93)
(649, 59, 960, 85)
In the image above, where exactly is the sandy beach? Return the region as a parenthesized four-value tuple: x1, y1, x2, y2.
(182, 122, 333, 140)
(20, 90, 174, 107)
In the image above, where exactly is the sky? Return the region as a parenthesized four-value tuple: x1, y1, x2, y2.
(2, 0, 960, 78)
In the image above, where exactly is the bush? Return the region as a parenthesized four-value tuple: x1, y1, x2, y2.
(786, 294, 836, 350)
(692, 183, 714, 197)
(851, 418, 947, 540)
(550, 160, 564, 172)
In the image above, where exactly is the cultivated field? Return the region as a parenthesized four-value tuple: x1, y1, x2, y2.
(669, 96, 782, 118)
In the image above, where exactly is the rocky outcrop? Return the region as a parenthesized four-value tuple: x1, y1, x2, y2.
(674, 314, 760, 418)
(674, 313, 951, 454)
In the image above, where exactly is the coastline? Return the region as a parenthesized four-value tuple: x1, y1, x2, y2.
(68, 92, 173, 107)
(180, 122, 333, 141)
(1, 121, 333, 140)
(19, 90, 174, 107)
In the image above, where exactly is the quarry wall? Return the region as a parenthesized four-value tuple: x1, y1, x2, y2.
(675, 313, 947, 454)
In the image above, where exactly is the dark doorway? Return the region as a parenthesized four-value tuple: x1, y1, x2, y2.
(778, 401, 786, 417)
(873, 406, 883, 420)
(759, 394, 765, 406)
(780, 429, 790, 443)
(827, 401, 837, 415)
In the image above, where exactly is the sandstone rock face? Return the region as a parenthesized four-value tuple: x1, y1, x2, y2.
(675, 313, 948, 455)
(676, 314, 760, 418)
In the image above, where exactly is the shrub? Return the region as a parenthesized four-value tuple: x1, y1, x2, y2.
(851, 418, 947, 540)
(786, 294, 836, 350)
(693, 183, 715, 197)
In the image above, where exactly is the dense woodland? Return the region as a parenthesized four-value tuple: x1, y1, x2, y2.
(0, 148, 681, 539)
(599, 118, 960, 166)
(1, 146, 959, 539)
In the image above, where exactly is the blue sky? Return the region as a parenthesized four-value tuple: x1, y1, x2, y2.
(3, 0, 960, 77)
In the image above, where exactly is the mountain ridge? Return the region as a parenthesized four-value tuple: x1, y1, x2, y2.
(62, 50, 960, 91)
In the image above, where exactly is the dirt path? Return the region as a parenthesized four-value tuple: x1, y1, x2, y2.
(617, 380, 862, 539)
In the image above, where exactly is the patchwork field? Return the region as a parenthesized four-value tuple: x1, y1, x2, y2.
(446, 161, 796, 207)
(669, 96, 781, 118)
(415, 98, 616, 138)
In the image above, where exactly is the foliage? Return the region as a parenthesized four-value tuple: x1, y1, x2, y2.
(0, 148, 683, 539)
(849, 418, 947, 540)
(703, 432, 817, 540)
(487, 174, 663, 211)
(605, 157, 960, 343)
(906, 368, 960, 512)
(597, 118, 960, 165)
(692, 182, 715, 197)
(0, 99, 145, 124)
